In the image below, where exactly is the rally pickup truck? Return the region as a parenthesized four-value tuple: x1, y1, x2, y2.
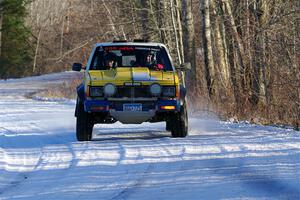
(72, 41, 190, 141)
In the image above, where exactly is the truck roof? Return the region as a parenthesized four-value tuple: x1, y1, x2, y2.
(95, 42, 167, 48)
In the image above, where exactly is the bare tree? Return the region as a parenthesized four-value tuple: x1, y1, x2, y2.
(200, 0, 215, 96)
(102, 0, 119, 40)
(0, 0, 4, 57)
(0, 13, 2, 57)
(181, 0, 195, 63)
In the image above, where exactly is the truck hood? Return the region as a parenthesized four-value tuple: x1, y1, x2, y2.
(88, 67, 176, 85)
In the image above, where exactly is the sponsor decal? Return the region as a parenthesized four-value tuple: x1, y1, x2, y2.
(104, 46, 135, 51)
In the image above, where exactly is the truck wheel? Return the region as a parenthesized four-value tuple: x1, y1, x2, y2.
(166, 120, 172, 132)
(171, 104, 188, 138)
(76, 102, 94, 141)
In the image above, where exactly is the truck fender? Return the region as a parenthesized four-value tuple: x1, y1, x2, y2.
(75, 83, 85, 117)
(77, 83, 85, 102)
(180, 84, 186, 105)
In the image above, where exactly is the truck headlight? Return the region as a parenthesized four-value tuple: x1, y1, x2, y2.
(162, 87, 176, 97)
(150, 83, 161, 96)
(90, 87, 103, 97)
(104, 83, 116, 97)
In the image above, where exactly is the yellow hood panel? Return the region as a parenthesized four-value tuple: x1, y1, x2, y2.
(88, 68, 176, 86)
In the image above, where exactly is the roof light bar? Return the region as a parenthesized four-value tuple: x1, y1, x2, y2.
(133, 39, 149, 43)
(113, 40, 128, 43)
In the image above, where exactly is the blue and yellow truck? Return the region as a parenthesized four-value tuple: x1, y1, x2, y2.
(72, 41, 190, 141)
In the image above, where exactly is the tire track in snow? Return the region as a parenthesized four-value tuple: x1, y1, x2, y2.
(0, 173, 29, 196)
(109, 136, 161, 200)
(109, 163, 154, 200)
(109, 135, 188, 200)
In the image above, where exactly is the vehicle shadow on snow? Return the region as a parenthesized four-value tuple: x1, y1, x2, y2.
(92, 128, 170, 141)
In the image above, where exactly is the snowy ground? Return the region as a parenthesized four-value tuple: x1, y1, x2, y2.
(0, 72, 300, 200)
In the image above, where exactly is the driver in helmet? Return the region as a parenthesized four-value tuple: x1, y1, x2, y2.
(145, 51, 164, 71)
(105, 52, 117, 69)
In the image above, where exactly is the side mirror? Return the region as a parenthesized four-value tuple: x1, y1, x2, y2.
(176, 62, 191, 71)
(72, 63, 83, 71)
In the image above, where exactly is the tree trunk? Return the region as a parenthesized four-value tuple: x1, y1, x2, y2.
(221, 0, 247, 113)
(213, 0, 230, 88)
(161, 1, 172, 49)
(140, 0, 152, 41)
(174, 0, 184, 63)
(170, 0, 182, 65)
(155, 0, 166, 43)
(130, 0, 139, 38)
(102, 0, 119, 39)
(251, 0, 268, 106)
(33, 28, 42, 73)
(228, 36, 240, 113)
(200, 0, 215, 97)
(149, 0, 162, 42)
(292, 11, 300, 130)
(223, 0, 245, 55)
(182, 0, 196, 87)
(223, 0, 246, 90)
(60, 15, 65, 57)
(0, 13, 2, 57)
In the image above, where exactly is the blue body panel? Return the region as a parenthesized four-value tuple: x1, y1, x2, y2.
(84, 100, 110, 112)
(157, 100, 180, 112)
(84, 99, 180, 112)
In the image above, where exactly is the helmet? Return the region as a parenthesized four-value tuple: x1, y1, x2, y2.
(145, 51, 156, 66)
(105, 52, 116, 61)
(104, 52, 117, 68)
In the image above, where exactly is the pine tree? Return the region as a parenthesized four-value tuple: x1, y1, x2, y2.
(0, 0, 32, 79)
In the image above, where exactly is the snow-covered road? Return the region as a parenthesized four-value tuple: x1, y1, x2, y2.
(0, 72, 300, 200)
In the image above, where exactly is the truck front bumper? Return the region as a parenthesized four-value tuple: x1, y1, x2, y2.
(84, 99, 180, 113)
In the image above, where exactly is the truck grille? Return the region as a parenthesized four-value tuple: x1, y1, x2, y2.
(115, 86, 152, 98)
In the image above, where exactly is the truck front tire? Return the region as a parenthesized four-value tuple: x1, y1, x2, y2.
(76, 102, 94, 141)
(166, 120, 172, 131)
(170, 104, 188, 138)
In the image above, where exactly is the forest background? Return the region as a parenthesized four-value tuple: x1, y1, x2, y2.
(0, 0, 299, 129)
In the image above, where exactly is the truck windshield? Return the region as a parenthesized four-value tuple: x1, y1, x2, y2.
(90, 46, 173, 71)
